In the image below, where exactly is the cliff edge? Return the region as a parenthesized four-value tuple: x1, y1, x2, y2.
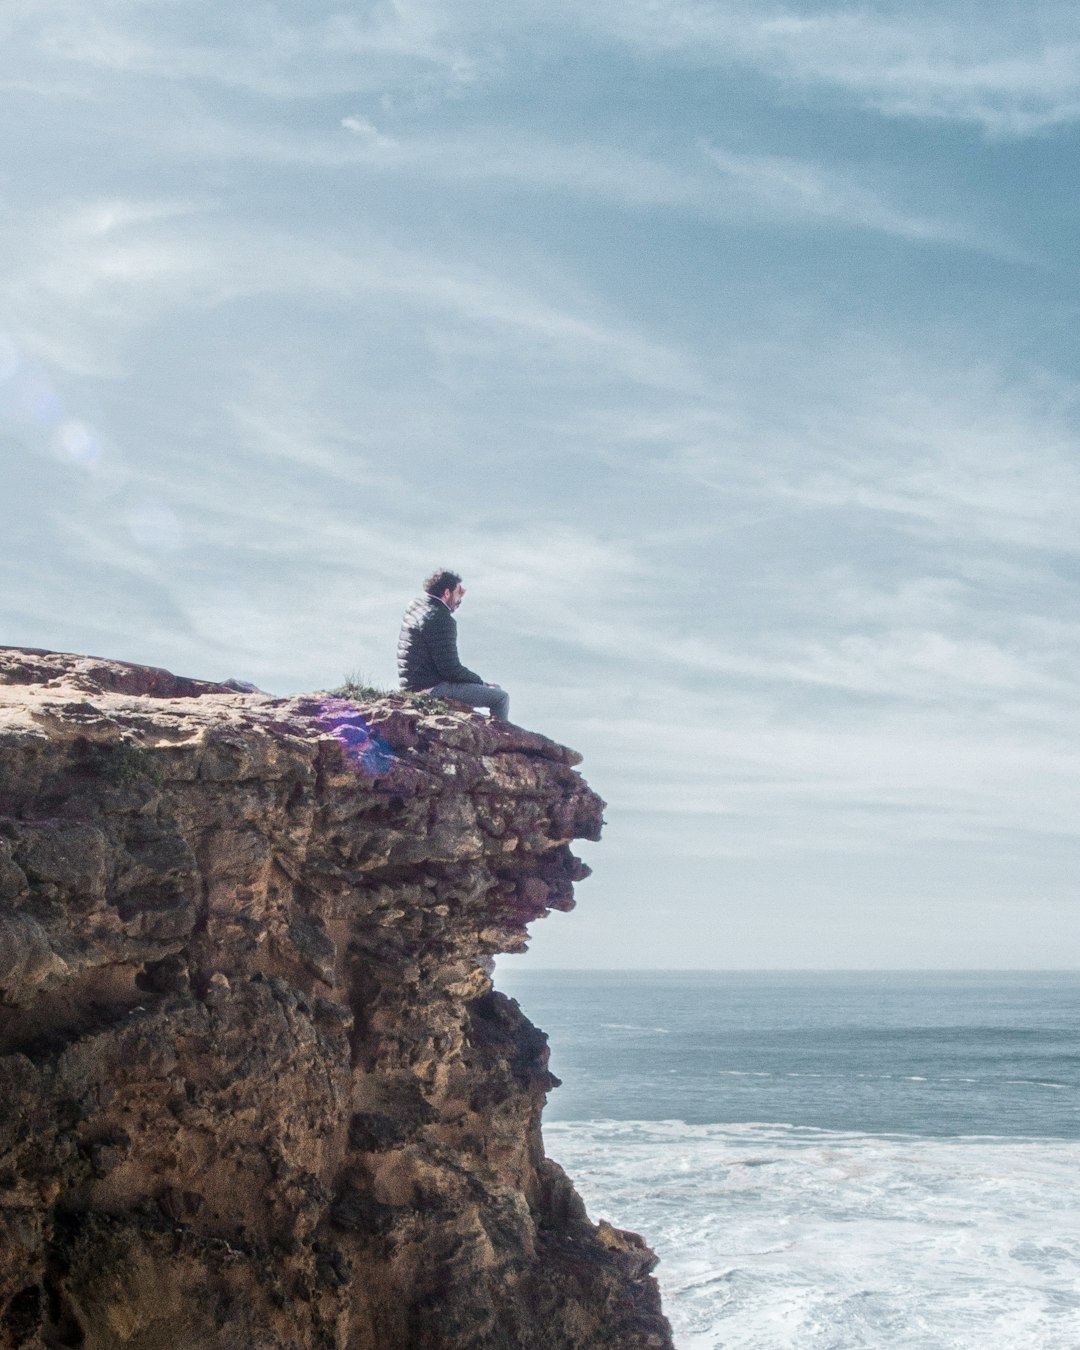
(0, 647, 672, 1350)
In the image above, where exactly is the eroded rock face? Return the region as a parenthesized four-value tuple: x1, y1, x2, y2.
(0, 648, 672, 1350)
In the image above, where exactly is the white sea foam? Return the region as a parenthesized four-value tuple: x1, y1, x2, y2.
(544, 1121, 1080, 1349)
(599, 1023, 671, 1034)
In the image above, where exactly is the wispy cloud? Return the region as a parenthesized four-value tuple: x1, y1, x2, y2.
(10, 0, 1079, 137)
(656, 335, 1080, 556)
(0, 4, 1027, 269)
(570, 0, 1080, 136)
(11, 0, 477, 98)
(338, 119, 999, 251)
(188, 112, 990, 253)
(339, 116, 710, 208)
(0, 197, 216, 374)
(1, 191, 708, 398)
(701, 145, 985, 245)
(547, 673, 1080, 866)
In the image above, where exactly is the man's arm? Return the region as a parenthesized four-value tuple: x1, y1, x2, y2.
(426, 607, 483, 684)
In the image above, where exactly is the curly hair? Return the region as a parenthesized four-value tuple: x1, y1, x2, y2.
(423, 569, 463, 598)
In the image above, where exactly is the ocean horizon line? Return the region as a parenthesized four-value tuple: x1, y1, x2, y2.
(497, 966, 1080, 975)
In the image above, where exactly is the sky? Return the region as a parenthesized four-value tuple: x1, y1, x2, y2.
(3, 1, 1080, 969)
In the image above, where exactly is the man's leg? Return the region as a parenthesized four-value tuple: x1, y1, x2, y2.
(429, 682, 510, 722)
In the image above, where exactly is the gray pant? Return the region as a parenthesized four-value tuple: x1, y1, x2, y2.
(429, 682, 510, 722)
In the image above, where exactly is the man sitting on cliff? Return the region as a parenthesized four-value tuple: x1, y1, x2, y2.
(397, 570, 510, 722)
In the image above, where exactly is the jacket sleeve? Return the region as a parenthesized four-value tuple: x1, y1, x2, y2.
(427, 608, 483, 684)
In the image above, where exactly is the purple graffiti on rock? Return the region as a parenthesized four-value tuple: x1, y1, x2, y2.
(317, 698, 394, 776)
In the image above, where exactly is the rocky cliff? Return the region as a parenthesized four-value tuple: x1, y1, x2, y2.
(0, 648, 672, 1350)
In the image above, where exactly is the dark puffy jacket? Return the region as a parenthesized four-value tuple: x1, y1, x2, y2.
(397, 596, 482, 690)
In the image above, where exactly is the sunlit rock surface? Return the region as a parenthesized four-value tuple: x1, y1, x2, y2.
(0, 647, 672, 1350)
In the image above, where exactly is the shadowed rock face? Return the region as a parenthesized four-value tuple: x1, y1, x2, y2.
(0, 648, 672, 1350)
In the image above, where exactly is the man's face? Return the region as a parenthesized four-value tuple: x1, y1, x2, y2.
(442, 582, 466, 611)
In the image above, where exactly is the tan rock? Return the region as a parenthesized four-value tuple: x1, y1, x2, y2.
(0, 647, 671, 1350)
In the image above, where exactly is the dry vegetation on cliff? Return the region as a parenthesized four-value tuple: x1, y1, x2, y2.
(0, 647, 672, 1350)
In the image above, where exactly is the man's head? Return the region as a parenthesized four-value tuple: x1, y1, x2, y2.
(424, 569, 466, 611)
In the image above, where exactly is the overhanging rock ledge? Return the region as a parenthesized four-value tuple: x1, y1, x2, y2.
(0, 647, 673, 1350)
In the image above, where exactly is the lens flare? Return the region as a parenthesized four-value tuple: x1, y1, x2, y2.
(317, 698, 394, 777)
(57, 420, 101, 466)
(1, 345, 108, 475)
(22, 374, 62, 425)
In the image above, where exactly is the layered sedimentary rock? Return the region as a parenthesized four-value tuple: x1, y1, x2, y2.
(0, 648, 672, 1350)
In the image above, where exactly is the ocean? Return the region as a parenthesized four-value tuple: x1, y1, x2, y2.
(493, 970, 1080, 1349)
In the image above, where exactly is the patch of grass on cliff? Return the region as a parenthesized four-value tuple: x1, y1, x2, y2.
(327, 671, 454, 714)
(92, 740, 163, 787)
(329, 670, 391, 700)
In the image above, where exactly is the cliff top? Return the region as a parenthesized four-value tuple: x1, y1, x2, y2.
(0, 643, 587, 771)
